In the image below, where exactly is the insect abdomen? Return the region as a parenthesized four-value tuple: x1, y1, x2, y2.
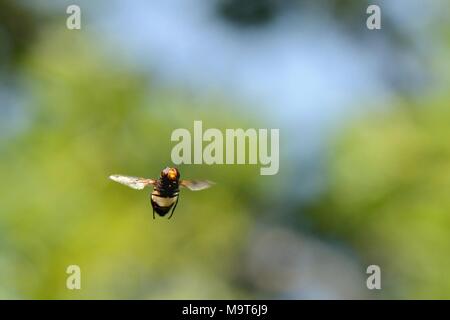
(151, 193, 178, 216)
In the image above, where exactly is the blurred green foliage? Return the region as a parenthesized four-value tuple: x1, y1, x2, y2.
(1, 0, 450, 300)
(0, 0, 43, 67)
(0, 30, 270, 299)
(306, 96, 450, 298)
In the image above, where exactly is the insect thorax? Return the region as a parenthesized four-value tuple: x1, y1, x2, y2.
(155, 179, 179, 196)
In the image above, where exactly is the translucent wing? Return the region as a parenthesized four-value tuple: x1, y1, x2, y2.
(180, 180, 215, 191)
(109, 174, 155, 190)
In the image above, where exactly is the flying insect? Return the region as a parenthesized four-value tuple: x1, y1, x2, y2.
(109, 167, 213, 219)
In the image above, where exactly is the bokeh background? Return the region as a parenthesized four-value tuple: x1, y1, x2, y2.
(0, 0, 449, 299)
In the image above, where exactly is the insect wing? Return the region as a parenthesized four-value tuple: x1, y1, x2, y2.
(109, 175, 155, 190)
(180, 180, 214, 191)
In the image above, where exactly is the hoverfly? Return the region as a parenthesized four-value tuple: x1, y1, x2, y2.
(109, 167, 214, 219)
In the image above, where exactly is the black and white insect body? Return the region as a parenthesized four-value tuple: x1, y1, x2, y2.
(109, 167, 213, 219)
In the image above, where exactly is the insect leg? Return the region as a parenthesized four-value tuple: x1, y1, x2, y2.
(168, 198, 179, 219)
(152, 207, 155, 220)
